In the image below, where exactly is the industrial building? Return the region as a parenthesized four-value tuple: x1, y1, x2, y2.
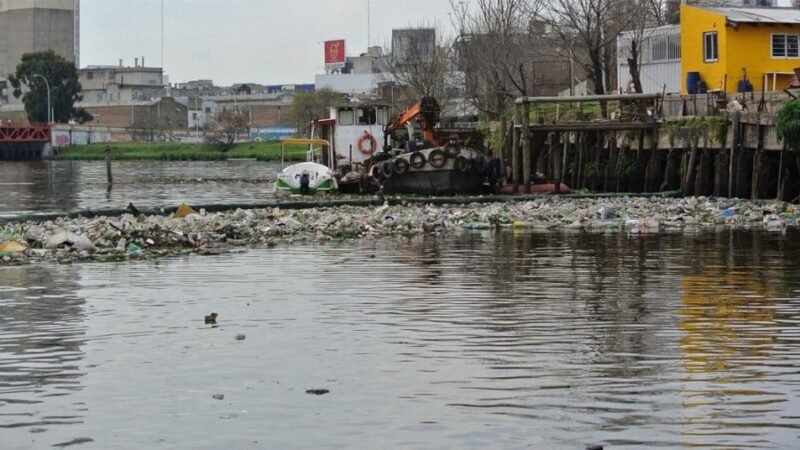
(78, 60, 166, 104)
(0, 0, 79, 85)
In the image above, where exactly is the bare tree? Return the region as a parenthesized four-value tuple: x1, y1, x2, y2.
(206, 111, 248, 152)
(381, 25, 455, 108)
(547, 0, 636, 98)
(621, 0, 669, 93)
(451, 0, 547, 119)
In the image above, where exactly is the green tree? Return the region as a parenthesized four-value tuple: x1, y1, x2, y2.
(8, 50, 92, 124)
(290, 89, 344, 136)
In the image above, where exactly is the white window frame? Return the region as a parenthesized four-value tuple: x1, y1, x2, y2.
(703, 31, 718, 63)
(771, 33, 800, 59)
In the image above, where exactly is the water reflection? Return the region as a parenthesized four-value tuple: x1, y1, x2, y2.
(1, 231, 799, 449)
(0, 264, 86, 434)
(0, 160, 282, 217)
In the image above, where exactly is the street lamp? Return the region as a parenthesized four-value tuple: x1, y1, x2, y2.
(32, 74, 52, 124)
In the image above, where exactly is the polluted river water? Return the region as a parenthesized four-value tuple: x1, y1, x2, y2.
(1, 160, 800, 448)
(2, 232, 800, 449)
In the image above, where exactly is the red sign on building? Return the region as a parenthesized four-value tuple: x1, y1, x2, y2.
(324, 40, 346, 68)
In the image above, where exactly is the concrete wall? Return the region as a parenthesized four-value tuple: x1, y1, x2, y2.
(80, 98, 188, 129)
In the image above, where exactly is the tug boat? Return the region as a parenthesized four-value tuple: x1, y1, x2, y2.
(311, 97, 489, 195)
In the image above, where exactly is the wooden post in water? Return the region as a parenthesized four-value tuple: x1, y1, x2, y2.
(105, 145, 113, 185)
(728, 111, 740, 198)
(554, 133, 563, 194)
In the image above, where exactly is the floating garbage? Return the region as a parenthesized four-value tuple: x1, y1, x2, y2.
(173, 203, 199, 219)
(2, 196, 800, 266)
(305, 389, 330, 396)
(0, 241, 27, 253)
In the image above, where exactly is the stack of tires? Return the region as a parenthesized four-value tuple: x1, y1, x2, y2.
(370, 145, 489, 181)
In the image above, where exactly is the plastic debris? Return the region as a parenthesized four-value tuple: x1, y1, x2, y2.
(173, 203, 199, 219)
(0, 241, 27, 253)
(2, 196, 800, 266)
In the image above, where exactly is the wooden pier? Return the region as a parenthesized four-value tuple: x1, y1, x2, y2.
(508, 93, 799, 201)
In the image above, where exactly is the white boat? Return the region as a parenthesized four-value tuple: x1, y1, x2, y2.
(274, 139, 338, 195)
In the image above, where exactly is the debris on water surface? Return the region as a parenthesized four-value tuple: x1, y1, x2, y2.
(212, 394, 225, 400)
(305, 389, 330, 396)
(52, 437, 94, 448)
(3, 196, 800, 266)
(205, 313, 218, 324)
(236, 334, 246, 341)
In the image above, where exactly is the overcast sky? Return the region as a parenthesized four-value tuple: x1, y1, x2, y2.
(81, 0, 460, 86)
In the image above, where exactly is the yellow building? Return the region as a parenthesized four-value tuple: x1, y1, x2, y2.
(681, 5, 800, 94)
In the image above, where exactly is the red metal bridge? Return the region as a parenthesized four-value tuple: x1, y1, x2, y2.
(0, 124, 52, 160)
(0, 124, 51, 143)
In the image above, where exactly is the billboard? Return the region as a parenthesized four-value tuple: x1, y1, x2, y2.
(324, 40, 346, 69)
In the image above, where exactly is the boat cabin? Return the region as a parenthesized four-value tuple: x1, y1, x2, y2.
(312, 103, 390, 167)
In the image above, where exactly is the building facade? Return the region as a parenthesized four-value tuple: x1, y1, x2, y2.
(78, 62, 166, 104)
(618, 25, 682, 94)
(681, 5, 800, 94)
(0, 0, 78, 79)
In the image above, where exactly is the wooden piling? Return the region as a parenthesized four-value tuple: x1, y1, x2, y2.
(728, 111, 740, 197)
(105, 146, 113, 185)
(512, 107, 521, 193)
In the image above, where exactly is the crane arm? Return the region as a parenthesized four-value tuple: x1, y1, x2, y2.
(383, 97, 441, 148)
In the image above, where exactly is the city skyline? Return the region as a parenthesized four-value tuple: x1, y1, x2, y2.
(81, 0, 460, 86)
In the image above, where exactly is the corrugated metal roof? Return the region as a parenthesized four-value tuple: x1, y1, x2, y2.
(705, 7, 800, 25)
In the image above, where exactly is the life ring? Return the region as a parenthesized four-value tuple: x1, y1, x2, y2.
(394, 158, 410, 175)
(409, 151, 426, 169)
(357, 131, 378, 155)
(380, 160, 394, 178)
(455, 156, 470, 173)
(428, 149, 447, 169)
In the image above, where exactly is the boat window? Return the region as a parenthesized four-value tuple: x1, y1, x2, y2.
(338, 108, 354, 126)
(357, 107, 377, 125)
(377, 108, 388, 125)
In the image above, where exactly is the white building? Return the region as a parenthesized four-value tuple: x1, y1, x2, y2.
(315, 73, 382, 95)
(617, 25, 682, 94)
(78, 61, 166, 104)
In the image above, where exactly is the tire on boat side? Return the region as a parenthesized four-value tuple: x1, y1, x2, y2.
(381, 160, 394, 178)
(370, 164, 383, 180)
(409, 152, 426, 169)
(394, 158, 410, 175)
(455, 155, 470, 173)
(428, 149, 447, 169)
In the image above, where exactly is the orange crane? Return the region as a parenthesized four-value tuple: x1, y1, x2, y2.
(383, 97, 440, 150)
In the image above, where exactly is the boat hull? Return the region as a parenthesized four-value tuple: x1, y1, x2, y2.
(275, 162, 337, 195)
(375, 146, 487, 195)
(383, 170, 484, 195)
(497, 183, 572, 195)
